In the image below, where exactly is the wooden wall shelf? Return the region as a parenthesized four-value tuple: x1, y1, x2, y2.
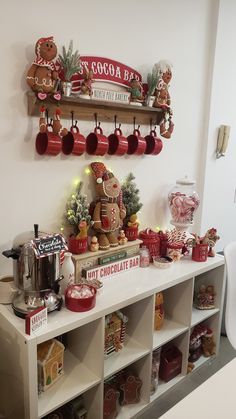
(27, 92, 164, 125)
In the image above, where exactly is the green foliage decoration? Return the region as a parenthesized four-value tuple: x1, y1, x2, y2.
(65, 181, 91, 235)
(121, 173, 143, 226)
(58, 40, 81, 81)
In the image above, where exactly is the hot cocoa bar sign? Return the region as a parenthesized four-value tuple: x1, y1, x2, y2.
(71, 56, 142, 92)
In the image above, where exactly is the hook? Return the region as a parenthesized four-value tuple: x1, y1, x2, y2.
(94, 113, 98, 127)
(150, 118, 153, 131)
(133, 116, 136, 131)
(114, 115, 117, 129)
(46, 109, 49, 125)
(71, 111, 74, 126)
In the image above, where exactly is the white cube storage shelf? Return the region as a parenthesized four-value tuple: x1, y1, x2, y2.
(0, 255, 225, 419)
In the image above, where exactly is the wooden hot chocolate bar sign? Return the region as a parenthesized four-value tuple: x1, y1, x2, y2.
(82, 254, 140, 281)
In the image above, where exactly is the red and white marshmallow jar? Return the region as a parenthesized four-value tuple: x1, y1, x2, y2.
(168, 177, 200, 228)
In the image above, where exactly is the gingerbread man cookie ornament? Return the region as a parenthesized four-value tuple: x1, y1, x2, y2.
(26, 36, 61, 101)
(90, 162, 126, 250)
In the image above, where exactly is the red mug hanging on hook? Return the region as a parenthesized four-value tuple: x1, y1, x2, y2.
(108, 116, 128, 156)
(62, 112, 86, 156)
(86, 114, 108, 156)
(145, 125, 163, 155)
(35, 110, 61, 156)
(127, 119, 146, 155)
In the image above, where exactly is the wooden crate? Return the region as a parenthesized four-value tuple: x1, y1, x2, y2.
(72, 239, 142, 281)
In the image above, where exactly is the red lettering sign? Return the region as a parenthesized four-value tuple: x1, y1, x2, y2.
(70, 56, 142, 93)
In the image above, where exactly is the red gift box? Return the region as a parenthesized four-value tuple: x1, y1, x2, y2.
(159, 345, 182, 382)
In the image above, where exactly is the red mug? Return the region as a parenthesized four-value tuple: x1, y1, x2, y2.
(127, 128, 146, 155)
(108, 128, 128, 156)
(62, 125, 86, 155)
(35, 124, 61, 156)
(145, 129, 163, 155)
(86, 125, 108, 156)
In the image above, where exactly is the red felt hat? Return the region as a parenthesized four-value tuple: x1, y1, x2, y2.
(35, 36, 54, 55)
(90, 162, 109, 183)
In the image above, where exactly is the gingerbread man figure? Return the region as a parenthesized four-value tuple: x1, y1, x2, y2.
(26, 36, 61, 101)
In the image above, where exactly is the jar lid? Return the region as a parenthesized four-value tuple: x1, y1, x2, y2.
(176, 176, 195, 186)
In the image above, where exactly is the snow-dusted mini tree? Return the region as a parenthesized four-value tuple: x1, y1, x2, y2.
(65, 181, 91, 236)
(121, 173, 143, 227)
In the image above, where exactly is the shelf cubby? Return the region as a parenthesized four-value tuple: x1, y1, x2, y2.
(113, 355, 151, 419)
(151, 331, 189, 402)
(104, 296, 153, 379)
(38, 318, 103, 418)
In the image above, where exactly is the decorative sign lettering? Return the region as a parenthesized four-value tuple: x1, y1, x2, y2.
(70, 56, 142, 93)
(31, 234, 68, 258)
(92, 88, 130, 104)
(82, 254, 140, 281)
(25, 307, 47, 335)
(98, 250, 127, 266)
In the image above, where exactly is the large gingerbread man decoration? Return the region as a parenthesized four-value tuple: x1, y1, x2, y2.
(26, 36, 61, 101)
(90, 162, 126, 250)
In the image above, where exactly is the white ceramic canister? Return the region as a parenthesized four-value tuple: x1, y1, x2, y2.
(60, 252, 75, 294)
(0, 275, 17, 304)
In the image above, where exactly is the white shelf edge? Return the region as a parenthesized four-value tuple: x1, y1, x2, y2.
(191, 307, 220, 327)
(104, 337, 150, 379)
(153, 318, 189, 350)
(117, 400, 150, 419)
(150, 374, 185, 401)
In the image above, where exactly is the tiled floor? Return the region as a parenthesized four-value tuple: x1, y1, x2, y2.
(138, 335, 236, 419)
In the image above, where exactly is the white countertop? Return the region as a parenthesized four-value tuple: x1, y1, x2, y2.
(0, 254, 224, 344)
(160, 357, 236, 418)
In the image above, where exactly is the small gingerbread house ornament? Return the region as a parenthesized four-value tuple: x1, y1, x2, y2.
(104, 311, 128, 357)
(37, 338, 65, 391)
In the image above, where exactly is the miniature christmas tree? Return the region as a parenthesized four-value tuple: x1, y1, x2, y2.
(121, 173, 143, 227)
(65, 181, 91, 236)
(58, 40, 81, 82)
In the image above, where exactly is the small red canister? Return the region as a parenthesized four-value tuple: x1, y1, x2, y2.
(36, 124, 61, 156)
(124, 226, 139, 241)
(65, 284, 97, 312)
(139, 228, 160, 262)
(86, 125, 108, 156)
(68, 237, 88, 254)
(127, 128, 146, 155)
(145, 129, 163, 155)
(192, 243, 208, 262)
(108, 127, 128, 156)
(158, 231, 168, 257)
(62, 124, 86, 155)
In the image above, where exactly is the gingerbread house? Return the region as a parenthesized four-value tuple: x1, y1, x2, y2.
(37, 338, 65, 392)
(104, 311, 128, 357)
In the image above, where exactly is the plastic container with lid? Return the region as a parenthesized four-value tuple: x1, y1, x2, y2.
(139, 246, 150, 267)
(168, 176, 200, 228)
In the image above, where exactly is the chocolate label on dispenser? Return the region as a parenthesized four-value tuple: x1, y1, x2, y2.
(31, 234, 68, 258)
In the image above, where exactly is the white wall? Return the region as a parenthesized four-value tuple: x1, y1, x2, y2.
(0, 0, 216, 275)
(200, 0, 236, 251)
